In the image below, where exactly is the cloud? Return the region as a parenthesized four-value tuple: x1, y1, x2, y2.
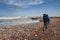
(0, 0, 44, 8)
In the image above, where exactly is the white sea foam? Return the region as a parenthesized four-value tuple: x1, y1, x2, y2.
(0, 16, 27, 20)
(0, 16, 39, 26)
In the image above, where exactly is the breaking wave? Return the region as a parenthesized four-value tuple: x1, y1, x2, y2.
(0, 17, 39, 26)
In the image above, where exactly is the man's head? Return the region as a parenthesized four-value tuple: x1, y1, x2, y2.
(43, 13, 46, 16)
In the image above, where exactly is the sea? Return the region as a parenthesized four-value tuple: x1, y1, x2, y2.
(0, 17, 39, 26)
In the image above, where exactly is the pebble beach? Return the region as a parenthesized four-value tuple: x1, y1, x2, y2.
(0, 17, 60, 40)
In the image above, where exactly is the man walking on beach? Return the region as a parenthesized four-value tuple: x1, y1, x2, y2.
(43, 14, 50, 31)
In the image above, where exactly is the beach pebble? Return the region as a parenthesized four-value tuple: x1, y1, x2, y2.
(24, 39, 28, 40)
(35, 34, 37, 37)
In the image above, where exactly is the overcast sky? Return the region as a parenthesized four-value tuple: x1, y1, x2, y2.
(0, 0, 60, 17)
